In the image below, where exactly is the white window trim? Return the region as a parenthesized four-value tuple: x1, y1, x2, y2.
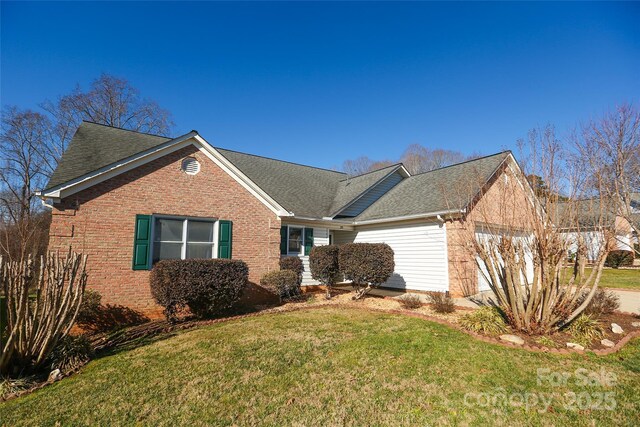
(284, 225, 312, 256)
(150, 215, 218, 263)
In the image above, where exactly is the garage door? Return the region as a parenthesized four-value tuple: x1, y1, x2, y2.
(475, 229, 534, 292)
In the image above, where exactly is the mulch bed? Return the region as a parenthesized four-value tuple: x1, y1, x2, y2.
(3, 291, 639, 402)
(510, 311, 640, 351)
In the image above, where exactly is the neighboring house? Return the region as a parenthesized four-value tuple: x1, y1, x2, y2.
(557, 198, 637, 262)
(39, 122, 532, 315)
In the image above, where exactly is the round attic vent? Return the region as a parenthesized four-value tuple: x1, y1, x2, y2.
(181, 157, 200, 175)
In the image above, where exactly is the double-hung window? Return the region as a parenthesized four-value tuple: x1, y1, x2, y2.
(153, 217, 216, 262)
(287, 226, 303, 255)
(280, 225, 313, 256)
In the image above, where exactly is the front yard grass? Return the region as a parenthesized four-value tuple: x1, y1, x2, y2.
(1, 307, 639, 426)
(590, 268, 640, 290)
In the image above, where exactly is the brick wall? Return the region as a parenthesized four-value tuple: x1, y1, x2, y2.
(446, 163, 536, 297)
(48, 145, 282, 316)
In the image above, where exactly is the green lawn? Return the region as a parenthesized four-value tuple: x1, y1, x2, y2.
(1, 307, 639, 426)
(590, 268, 640, 290)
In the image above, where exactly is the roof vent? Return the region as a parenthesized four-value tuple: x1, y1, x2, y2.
(181, 157, 200, 175)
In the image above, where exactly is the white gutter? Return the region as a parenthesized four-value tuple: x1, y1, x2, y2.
(284, 208, 465, 227)
(351, 209, 465, 225)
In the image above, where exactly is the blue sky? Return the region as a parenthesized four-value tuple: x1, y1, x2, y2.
(2, 1, 639, 169)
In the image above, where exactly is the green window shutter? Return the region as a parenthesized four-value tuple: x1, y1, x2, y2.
(304, 227, 314, 256)
(280, 226, 288, 255)
(218, 220, 233, 259)
(132, 214, 152, 270)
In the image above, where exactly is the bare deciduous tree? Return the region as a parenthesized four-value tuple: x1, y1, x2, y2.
(1, 74, 174, 261)
(342, 156, 373, 176)
(572, 103, 640, 255)
(342, 144, 472, 176)
(0, 108, 50, 222)
(40, 73, 174, 177)
(0, 249, 88, 375)
(400, 144, 469, 174)
(449, 125, 614, 334)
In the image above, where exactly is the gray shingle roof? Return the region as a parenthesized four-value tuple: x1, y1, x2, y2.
(46, 122, 512, 223)
(215, 148, 346, 218)
(46, 122, 171, 190)
(354, 152, 510, 221)
(328, 164, 403, 216)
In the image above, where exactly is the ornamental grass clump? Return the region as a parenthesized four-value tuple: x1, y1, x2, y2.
(459, 307, 507, 335)
(47, 335, 94, 374)
(427, 291, 455, 313)
(399, 294, 423, 310)
(567, 314, 604, 347)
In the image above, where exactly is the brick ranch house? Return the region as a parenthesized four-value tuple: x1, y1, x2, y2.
(39, 122, 536, 316)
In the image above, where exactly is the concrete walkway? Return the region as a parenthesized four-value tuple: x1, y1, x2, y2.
(337, 285, 640, 314)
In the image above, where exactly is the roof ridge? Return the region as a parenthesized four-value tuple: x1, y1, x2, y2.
(215, 146, 347, 176)
(339, 163, 403, 182)
(406, 151, 511, 178)
(81, 120, 172, 139)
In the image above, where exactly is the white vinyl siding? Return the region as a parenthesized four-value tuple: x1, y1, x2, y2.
(333, 222, 449, 292)
(338, 171, 404, 217)
(282, 227, 329, 285)
(476, 229, 534, 292)
(561, 231, 607, 262)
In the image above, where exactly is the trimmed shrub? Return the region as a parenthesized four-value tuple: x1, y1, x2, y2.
(605, 250, 634, 268)
(399, 294, 423, 310)
(76, 289, 103, 327)
(459, 307, 507, 335)
(338, 243, 394, 299)
(150, 259, 248, 321)
(279, 257, 304, 285)
(427, 291, 455, 313)
(260, 270, 301, 300)
(48, 335, 94, 374)
(576, 288, 620, 316)
(309, 245, 341, 299)
(568, 314, 604, 346)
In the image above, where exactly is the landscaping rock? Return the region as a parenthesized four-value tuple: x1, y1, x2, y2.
(601, 339, 615, 348)
(611, 323, 624, 334)
(48, 369, 61, 382)
(566, 342, 585, 351)
(499, 334, 524, 345)
(631, 322, 640, 328)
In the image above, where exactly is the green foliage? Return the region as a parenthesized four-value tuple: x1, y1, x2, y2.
(1, 308, 640, 425)
(605, 250, 634, 268)
(459, 307, 507, 335)
(568, 314, 604, 346)
(279, 257, 303, 285)
(150, 259, 248, 321)
(338, 243, 394, 286)
(534, 335, 557, 348)
(260, 270, 301, 300)
(309, 245, 341, 298)
(427, 292, 455, 313)
(76, 289, 102, 326)
(0, 376, 37, 400)
(47, 335, 94, 374)
(399, 294, 423, 310)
